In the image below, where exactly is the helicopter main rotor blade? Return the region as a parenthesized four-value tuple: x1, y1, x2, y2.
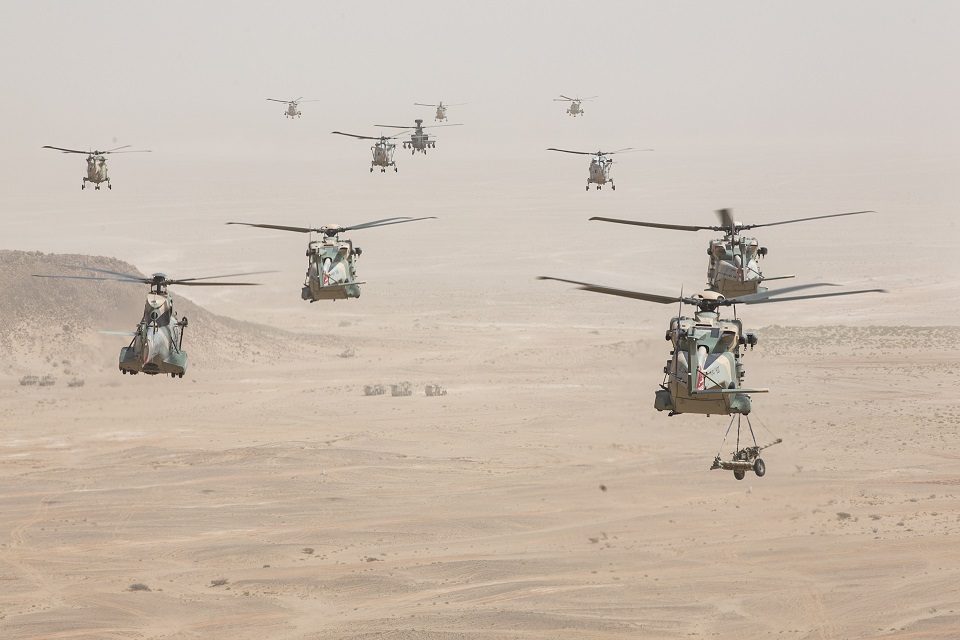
(731, 287, 887, 306)
(555, 95, 575, 101)
(61, 265, 150, 282)
(374, 124, 411, 129)
(741, 210, 875, 231)
(103, 145, 132, 153)
(537, 277, 683, 305)
(168, 270, 277, 285)
(414, 102, 438, 107)
(267, 98, 292, 103)
(342, 216, 437, 232)
(331, 131, 379, 141)
(105, 149, 152, 154)
(42, 145, 89, 154)
(33, 274, 148, 284)
(589, 217, 713, 232)
(170, 281, 264, 286)
(546, 148, 593, 155)
(227, 222, 316, 234)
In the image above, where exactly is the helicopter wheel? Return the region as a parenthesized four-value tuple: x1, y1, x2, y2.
(108, 183, 112, 190)
(370, 167, 373, 173)
(95, 185, 100, 190)
(596, 185, 601, 190)
(585, 185, 589, 192)
(753, 458, 766, 477)
(611, 184, 615, 191)
(81, 184, 85, 190)
(733, 469, 746, 481)
(394, 167, 398, 172)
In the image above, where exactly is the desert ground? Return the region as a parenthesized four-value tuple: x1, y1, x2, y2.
(2, 231, 959, 639)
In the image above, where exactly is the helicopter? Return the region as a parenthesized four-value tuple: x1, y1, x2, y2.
(373, 119, 463, 155)
(414, 101, 466, 122)
(227, 217, 436, 302)
(331, 130, 409, 172)
(42, 145, 151, 190)
(554, 95, 596, 117)
(266, 97, 318, 118)
(32, 267, 270, 377)
(538, 277, 885, 477)
(590, 209, 873, 297)
(547, 147, 653, 191)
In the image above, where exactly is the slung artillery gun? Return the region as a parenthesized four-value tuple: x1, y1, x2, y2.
(42, 145, 151, 190)
(547, 147, 653, 191)
(374, 119, 462, 155)
(554, 95, 596, 117)
(33, 268, 271, 377)
(538, 277, 885, 478)
(414, 101, 465, 122)
(227, 217, 436, 302)
(331, 131, 409, 172)
(266, 97, 318, 118)
(590, 208, 873, 297)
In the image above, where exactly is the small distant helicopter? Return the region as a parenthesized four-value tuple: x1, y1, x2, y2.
(554, 95, 596, 117)
(414, 101, 466, 122)
(227, 217, 436, 302)
(590, 209, 873, 297)
(266, 97, 318, 118)
(538, 277, 885, 478)
(547, 147, 653, 191)
(33, 267, 270, 377)
(331, 130, 410, 172)
(374, 119, 463, 155)
(42, 145, 151, 190)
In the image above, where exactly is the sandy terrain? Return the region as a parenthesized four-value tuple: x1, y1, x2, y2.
(2, 248, 959, 638)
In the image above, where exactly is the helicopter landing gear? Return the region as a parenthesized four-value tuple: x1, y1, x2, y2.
(585, 185, 590, 192)
(108, 183, 112, 190)
(711, 414, 781, 480)
(596, 185, 601, 190)
(95, 185, 100, 190)
(370, 167, 374, 173)
(394, 166, 398, 172)
(611, 184, 615, 191)
(81, 183, 85, 190)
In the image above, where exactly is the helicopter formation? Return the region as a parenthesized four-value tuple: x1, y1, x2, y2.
(31, 91, 884, 483)
(541, 208, 885, 479)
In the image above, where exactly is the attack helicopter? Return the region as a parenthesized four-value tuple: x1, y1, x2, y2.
(227, 217, 436, 302)
(373, 119, 463, 155)
(554, 95, 596, 117)
(266, 97, 318, 118)
(331, 130, 409, 172)
(538, 277, 885, 478)
(42, 145, 151, 190)
(590, 209, 873, 297)
(414, 101, 465, 122)
(33, 267, 271, 378)
(547, 147, 653, 191)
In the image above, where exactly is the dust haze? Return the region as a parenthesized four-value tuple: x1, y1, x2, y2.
(2, 2, 960, 638)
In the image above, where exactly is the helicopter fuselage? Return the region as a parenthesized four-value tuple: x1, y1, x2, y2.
(567, 101, 583, 116)
(655, 310, 760, 416)
(285, 103, 301, 118)
(118, 291, 187, 377)
(370, 140, 397, 172)
(83, 155, 110, 190)
(705, 234, 772, 298)
(435, 104, 447, 121)
(302, 237, 362, 301)
(587, 156, 614, 190)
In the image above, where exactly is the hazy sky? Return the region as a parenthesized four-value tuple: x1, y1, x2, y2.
(2, 1, 958, 324)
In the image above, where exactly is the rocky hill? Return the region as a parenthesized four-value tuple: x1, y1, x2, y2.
(0, 250, 346, 377)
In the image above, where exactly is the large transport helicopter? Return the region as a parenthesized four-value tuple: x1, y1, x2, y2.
(554, 95, 596, 117)
(547, 147, 653, 191)
(266, 97, 318, 118)
(538, 277, 885, 478)
(590, 209, 873, 297)
(331, 130, 408, 172)
(33, 268, 271, 378)
(42, 145, 151, 190)
(227, 217, 436, 302)
(414, 101, 465, 122)
(374, 119, 462, 155)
